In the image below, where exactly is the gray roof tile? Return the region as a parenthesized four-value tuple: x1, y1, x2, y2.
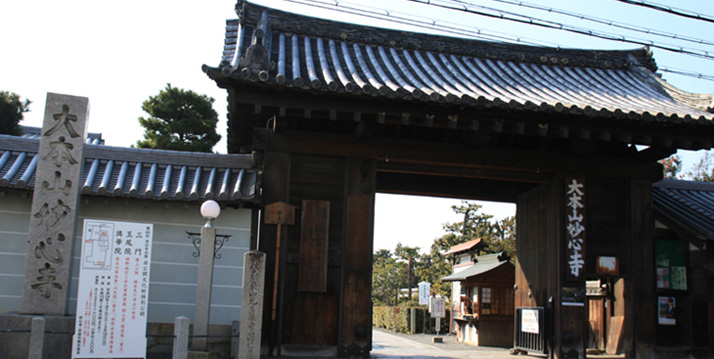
(0, 135, 258, 203)
(205, 2, 714, 122)
(653, 179, 714, 243)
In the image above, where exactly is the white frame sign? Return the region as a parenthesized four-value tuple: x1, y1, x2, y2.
(72, 219, 153, 358)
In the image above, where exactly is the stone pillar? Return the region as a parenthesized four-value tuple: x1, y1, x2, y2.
(231, 321, 240, 359)
(20, 93, 89, 315)
(193, 226, 217, 351)
(238, 251, 266, 359)
(28, 317, 45, 359)
(174, 316, 189, 359)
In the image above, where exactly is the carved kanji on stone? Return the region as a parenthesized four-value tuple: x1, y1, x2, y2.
(33, 234, 66, 264)
(45, 104, 80, 138)
(31, 263, 63, 298)
(46, 136, 77, 167)
(41, 171, 72, 195)
(34, 199, 71, 230)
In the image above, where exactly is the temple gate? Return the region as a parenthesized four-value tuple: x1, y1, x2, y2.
(204, 2, 714, 357)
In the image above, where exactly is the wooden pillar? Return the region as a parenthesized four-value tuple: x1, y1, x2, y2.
(257, 150, 291, 355)
(339, 158, 376, 358)
(629, 179, 656, 358)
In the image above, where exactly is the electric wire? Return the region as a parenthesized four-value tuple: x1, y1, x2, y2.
(615, 0, 714, 25)
(406, 0, 714, 61)
(279, 0, 561, 47)
(478, 0, 714, 48)
(657, 67, 714, 82)
(273, 0, 714, 83)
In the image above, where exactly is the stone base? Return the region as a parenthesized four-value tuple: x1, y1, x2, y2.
(188, 350, 220, 359)
(0, 313, 75, 359)
(280, 345, 338, 357)
(432, 336, 444, 343)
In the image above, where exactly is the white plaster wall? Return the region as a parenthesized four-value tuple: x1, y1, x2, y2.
(0, 190, 252, 325)
(0, 191, 31, 314)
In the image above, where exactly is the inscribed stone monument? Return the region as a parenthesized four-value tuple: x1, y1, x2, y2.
(20, 93, 89, 315)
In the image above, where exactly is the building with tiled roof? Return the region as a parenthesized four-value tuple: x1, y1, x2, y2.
(199, 1, 714, 357)
(0, 125, 259, 358)
(205, 1, 714, 156)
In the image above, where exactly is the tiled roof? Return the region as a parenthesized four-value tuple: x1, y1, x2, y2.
(444, 238, 483, 255)
(441, 252, 510, 281)
(653, 179, 714, 244)
(0, 135, 258, 203)
(205, 2, 714, 123)
(20, 125, 105, 145)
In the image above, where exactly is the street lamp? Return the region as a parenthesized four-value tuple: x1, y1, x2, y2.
(201, 199, 221, 227)
(193, 200, 220, 352)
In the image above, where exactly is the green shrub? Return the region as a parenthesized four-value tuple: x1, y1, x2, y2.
(373, 306, 450, 334)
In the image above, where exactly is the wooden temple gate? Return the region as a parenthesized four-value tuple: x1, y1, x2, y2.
(204, 2, 714, 357)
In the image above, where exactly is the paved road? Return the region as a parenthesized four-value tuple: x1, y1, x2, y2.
(371, 329, 541, 359)
(371, 329, 625, 359)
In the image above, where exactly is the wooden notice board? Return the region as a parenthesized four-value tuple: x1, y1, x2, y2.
(299, 200, 330, 292)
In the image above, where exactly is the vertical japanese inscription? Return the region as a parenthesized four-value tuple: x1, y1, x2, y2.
(565, 177, 586, 282)
(21, 93, 89, 315)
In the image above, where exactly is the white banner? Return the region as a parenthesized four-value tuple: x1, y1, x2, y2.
(72, 220, 153, 358)
(418, 282, 430, 305)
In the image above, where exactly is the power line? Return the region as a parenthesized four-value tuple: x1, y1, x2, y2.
(615, 0, 714, 25)
(273, 0, 714, 83)
(407, 0, 714, 61)
(278, 0, 561, 46)
(480, 0, 714, 48)
(657, 67, 714, 82)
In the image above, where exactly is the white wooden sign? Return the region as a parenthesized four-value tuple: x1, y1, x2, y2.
(430, 296, 445, 318)
(72, 219, 153, 358)
(521, 308, 540, 334)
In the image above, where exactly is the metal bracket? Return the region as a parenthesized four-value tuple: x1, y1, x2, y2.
(186, 231, 233, 259)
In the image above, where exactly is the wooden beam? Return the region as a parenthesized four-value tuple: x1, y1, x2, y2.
(376, 172, 529, 202)
(253, 129, 664, 181)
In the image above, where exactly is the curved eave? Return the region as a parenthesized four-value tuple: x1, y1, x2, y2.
(204, 3, 714, 126)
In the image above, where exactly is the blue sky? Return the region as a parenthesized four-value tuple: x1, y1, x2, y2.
(2, 0, 713, 252)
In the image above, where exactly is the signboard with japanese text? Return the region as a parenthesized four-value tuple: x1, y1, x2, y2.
(418, 282, 430, 305)
(430, 296, 445, 318)
(521, 308, 540, 334)
(565, 177, 586, 282)
(72, 219, 153, 359)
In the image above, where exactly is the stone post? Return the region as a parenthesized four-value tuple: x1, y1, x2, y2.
(238, 251, 266, 359)
(174, 316, 189, 359)
(20, 93, 89, 315)
(28, 317, 45, 359)
(410, 308, 416, 334)
(231, 320, 240, 359)
(193, 226, 216, 351)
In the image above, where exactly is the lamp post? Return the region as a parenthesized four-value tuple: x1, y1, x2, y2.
(192, 200, 220, 351)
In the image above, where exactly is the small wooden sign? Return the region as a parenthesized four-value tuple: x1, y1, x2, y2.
(298, 200, 330, 293)
(596, 256, 619, 276)
(264, 201, 296, 225)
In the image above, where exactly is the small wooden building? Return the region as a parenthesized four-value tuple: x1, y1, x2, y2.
(203, 1, 714, 357)
(650, 179, 714, 357)
(442, 246, 515, 348)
